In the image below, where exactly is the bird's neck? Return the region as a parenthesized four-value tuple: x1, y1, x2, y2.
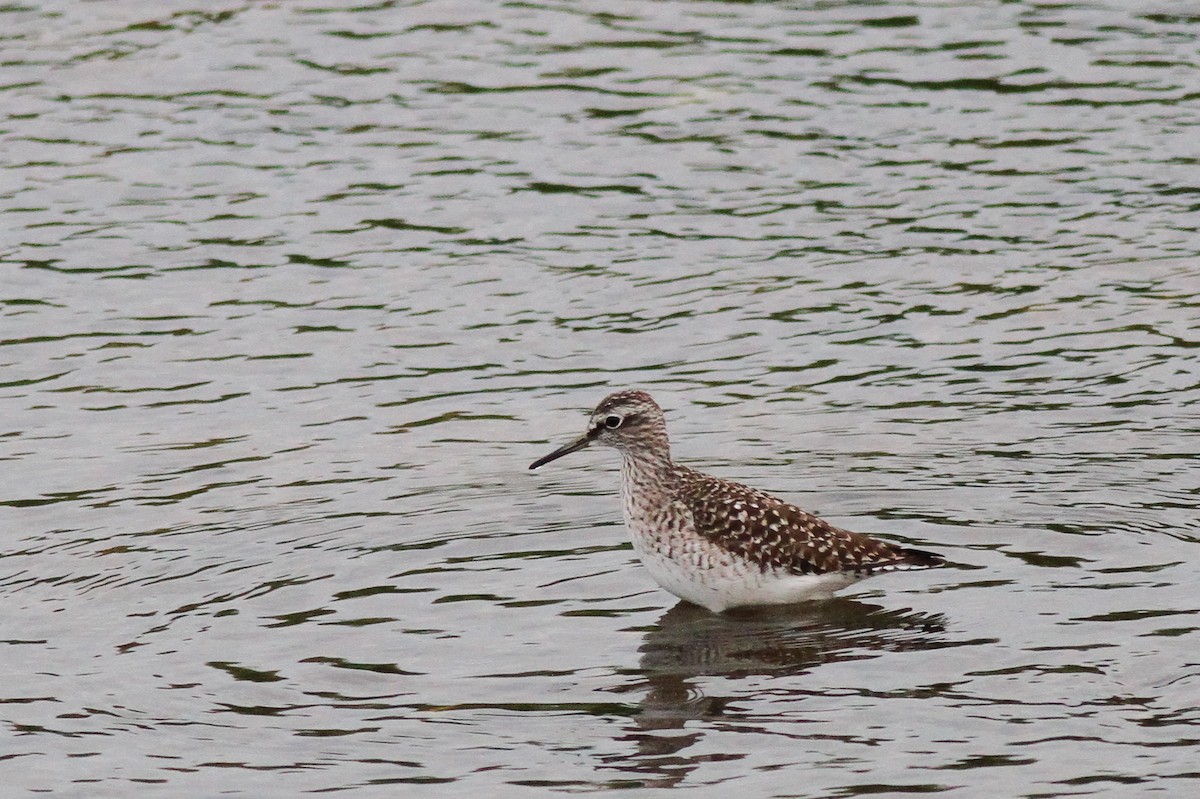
(618, 444, 676, 520)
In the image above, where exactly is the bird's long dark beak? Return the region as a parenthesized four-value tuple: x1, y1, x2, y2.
(529, 428, 597, 470)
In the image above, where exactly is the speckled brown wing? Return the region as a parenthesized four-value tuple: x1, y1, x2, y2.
(678, 468, 943, 576)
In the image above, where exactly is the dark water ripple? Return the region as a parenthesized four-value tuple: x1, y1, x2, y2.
(2, 1, 1199, 796)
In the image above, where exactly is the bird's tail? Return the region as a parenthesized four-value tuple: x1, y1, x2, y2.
(864, 545, 946, 573)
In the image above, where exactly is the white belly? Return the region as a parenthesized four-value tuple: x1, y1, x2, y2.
(629, 533, 860, 613)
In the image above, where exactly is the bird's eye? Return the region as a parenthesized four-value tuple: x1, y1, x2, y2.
(604, 415, 623, 429)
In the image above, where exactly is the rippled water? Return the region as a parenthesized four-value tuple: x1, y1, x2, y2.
(3, 1, 1199, 796)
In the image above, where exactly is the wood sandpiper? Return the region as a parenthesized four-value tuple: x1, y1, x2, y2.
(529, 390, 946, 612)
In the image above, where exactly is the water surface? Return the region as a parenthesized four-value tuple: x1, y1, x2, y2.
(2, 1, 1198, 796)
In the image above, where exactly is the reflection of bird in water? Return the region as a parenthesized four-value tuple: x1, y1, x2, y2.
(597, 599, 951, 787)
(639, 598, 948, 679)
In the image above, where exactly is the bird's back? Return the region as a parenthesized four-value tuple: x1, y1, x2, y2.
(671, 465, 944, 577)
